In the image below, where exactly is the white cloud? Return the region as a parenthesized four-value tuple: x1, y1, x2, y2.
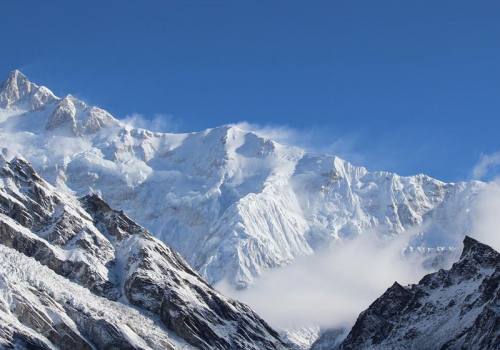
(122, 113, 180, 132)
(233, 122, 301, 145)
(471, 179, 500, 251)
(217, 229, 429, 330)
(233, 121, 367, 166)
(472, 151, 500, 180)
(469, 150, 500, 250)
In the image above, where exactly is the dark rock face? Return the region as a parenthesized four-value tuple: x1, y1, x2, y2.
(337, 236, 500, 350)
(0, 156, 287, 349)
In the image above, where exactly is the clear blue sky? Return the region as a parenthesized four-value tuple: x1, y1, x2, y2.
(1, 1, 499, 181)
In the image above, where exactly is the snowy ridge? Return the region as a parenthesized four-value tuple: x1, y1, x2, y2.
(315, 236, 499, 349)
(0, 70, 484, 290)
(0, 156, 286, 349)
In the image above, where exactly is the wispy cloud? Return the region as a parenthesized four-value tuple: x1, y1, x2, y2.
(468, 150, 500, 250)
(472, 151, 500, 180)
(233, 121, 367, 166)
(217, 229, 429, 330)
(471, 179, 500, 251)
(122, 113, 181, 132)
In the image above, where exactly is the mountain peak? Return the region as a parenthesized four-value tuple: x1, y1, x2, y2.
(3, 70, 32, 93)
(459, 235, 499, 267)
(0, 69, 34, 107)
(7, 69, 27, 81)
(462, 235, 481, 251)
(0, 69, 57, 109)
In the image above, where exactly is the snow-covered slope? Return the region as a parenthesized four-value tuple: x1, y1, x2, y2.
(0, 244, 189, 350)
(0, 70, 484, 289)
(318, 236, 499, 350)
(0, 155, 286, 349)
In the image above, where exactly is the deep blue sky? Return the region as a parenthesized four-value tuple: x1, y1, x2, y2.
(1, 1, 499, 181)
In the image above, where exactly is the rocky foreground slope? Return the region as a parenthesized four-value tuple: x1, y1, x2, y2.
(313, 236, 499, 349)
(0, 70, 484, 289)
(0, 154, 286, 349)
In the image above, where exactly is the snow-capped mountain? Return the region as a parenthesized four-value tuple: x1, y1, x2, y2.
(0, 70, 484, 289)
(316, 236, 499, 349)
(0, 154, 286, 349)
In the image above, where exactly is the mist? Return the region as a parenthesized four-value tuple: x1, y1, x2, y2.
(472, 151, 500, 180)
(122, 113, 180, 132)
(217, 229, 430, 330)
(470, 150, 500, 251)
(471, 179, 500, 251)
(233, 121, 368, 167)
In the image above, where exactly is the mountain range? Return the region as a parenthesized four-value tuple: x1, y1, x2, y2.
(0, 70, 497, 349)
(0, 70, 484, 289)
